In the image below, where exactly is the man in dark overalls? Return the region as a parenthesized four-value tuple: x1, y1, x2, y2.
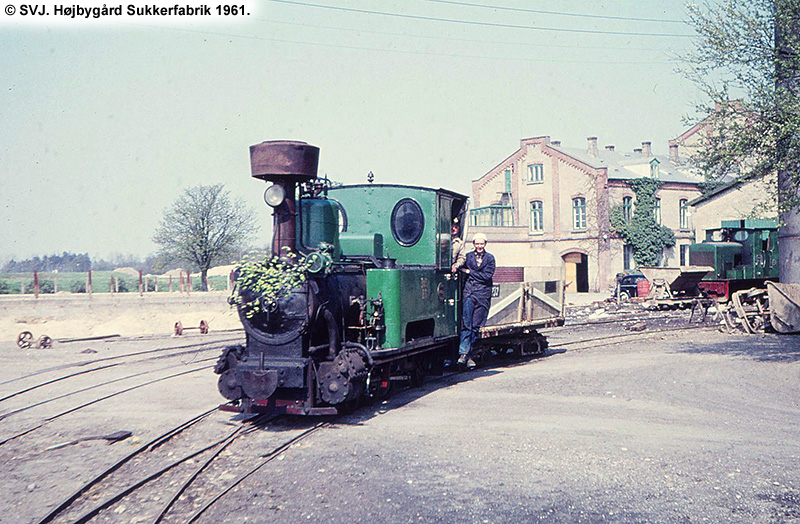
(457, 233, 495, 369)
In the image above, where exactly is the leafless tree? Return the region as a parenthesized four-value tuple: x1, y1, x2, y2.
(153, 184, 259, 291)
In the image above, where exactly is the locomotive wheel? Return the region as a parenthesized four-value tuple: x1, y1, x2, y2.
(409, 358, 426, 387)
(218, 369, 243, 400)
(17, 331, 33, 349)
(336, 398, 360, 415)
(37, 335, 52, 349)
(426, 353, 444, 376)
(367, 366, 392, 401)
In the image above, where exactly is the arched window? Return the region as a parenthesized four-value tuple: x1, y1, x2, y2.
(529, 201, 543, 233)
(572, 197, 586, 231)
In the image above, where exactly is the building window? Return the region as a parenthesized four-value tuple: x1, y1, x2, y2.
(624, 244, 634, 270)
(529, 201, 543, 233)
(679, 199, 688, 229)
(653, 197, 661, 224)
(650, 158, 660, 178)
(527, 164, 544, 183)
(680, 244, 689, 266)
(469, 205, 514, 227)
(572, 197, 586, 231)
(504, 169, 512, 193)
(622, 196, 633, 222)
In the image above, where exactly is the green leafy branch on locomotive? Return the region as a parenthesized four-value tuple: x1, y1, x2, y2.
(229, 248, 315, 319)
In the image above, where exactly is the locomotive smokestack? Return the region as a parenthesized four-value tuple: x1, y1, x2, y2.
(249, 140, 320, 256)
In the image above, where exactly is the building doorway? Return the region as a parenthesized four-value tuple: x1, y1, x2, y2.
(563, 252, 589, 293)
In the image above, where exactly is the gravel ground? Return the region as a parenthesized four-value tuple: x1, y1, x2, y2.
(2, 316, 799, 524)
(207, 327, 800, 524)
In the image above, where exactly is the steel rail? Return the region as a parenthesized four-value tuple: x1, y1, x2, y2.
(32, 407, 219, 524)
(547, 324, 716, 351)
(148, 414, 281, 524)
(185, 421, 331, 524)
(0, 362, 122, 403)
(0, 340, 236, 406)
(60, 415, 274, 524)
(0, 335, 242, 386)
(0, 357, 217, 421)
(0, 364, 214, 447)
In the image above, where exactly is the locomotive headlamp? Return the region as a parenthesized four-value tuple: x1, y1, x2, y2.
(264, 184, 286, 207)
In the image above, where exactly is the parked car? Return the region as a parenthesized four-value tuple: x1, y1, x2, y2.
(613, 272, 647, 301)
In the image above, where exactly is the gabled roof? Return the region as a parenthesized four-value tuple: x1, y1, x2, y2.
(552, 144, 705, 185)
(687, 178, 745, 206)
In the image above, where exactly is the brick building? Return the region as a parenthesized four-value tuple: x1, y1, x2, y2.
(469, 136, 705, 293)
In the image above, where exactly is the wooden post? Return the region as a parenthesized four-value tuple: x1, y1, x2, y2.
(139, 270, 143, 296)
(87, 269, 93, 295)
(169, 274, 173, 292)
(155, 276, 159, 292)
(34, 270, 39, 299)
(180, 271, 185, 293)
(54, 275, 58, 294)
(110, 275, 115, 294)
(187, 273, 192, 295)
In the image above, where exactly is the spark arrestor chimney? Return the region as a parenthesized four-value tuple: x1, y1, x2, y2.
(249, 140, 320, 256)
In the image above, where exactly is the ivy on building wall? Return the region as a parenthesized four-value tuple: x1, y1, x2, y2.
(609, 178, 676, 267)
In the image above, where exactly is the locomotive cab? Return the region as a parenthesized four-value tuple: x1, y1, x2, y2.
(688, 218, 779, 300)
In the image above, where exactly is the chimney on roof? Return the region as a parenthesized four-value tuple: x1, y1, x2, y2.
(551, 140, 561, 147)
(634, 148, 643, 156)
(605, 144, 615, 152)
(587, 136, 599, 157)
(669, 141, 679, 163)
(641, 141, 652, 157)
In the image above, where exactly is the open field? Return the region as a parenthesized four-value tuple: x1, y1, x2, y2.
(0, 271, 230, 295)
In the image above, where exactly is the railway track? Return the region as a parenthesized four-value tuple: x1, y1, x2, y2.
(0, 334, 244, 389)
(32, 410, 330, 524)
(0, 362, 216, 447)
(0, 338, 248, 447)
(3, 312, 715, 524)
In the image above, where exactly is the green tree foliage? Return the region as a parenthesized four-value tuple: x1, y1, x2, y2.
(2, 252, 91, 273)
(681, 0, 800, 211)
(153, 184, 259, 291)
(610, 178, 676, 267)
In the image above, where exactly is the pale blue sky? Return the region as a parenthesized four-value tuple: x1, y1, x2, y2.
(0, 0, 704, 262)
